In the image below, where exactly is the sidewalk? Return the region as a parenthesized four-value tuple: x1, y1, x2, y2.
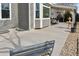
(0, 23, 70, 56)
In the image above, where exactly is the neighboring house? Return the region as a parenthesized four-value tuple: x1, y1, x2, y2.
(50, 3, 77, 27)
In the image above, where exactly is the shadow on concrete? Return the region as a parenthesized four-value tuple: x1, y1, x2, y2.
(65, 30, 71, 32)
(0, 47, 12, 53)
(0, 31, 22, 48)
(55, 26, 67, 29)
(0, 34, 18, 48)
(13, 31, 21, 48)
(0, 31, 22, 53)
(0, 51, 9, 53)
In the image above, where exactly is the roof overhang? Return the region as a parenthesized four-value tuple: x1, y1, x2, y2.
(49, 3, 76, 10)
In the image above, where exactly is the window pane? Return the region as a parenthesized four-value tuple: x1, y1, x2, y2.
(36, 3, 40, 18)
(1, 3, 10, 18)
(43, 7, 49, 18)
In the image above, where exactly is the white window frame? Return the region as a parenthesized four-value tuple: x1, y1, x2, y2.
(43, 4, 50, 18)
(0, 3, 11, 20)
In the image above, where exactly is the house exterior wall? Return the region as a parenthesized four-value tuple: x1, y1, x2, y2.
(51, 7, 68, 22)
(51, 8, 58, 18)
(34, 3, 41, 28)
(51, 8, 64, 18)
(5, 3, 19, 29)
(35, 3, 51, 29)
(18, 3, 29, 30)
(41, 4, 51, 28)
(42, 18, 50, 28)
(10, 3, 18, 28)
(0, 3, 36, 32)
(0, 3, 18, 33)
(0, 3, 76, 32)
(35, 19, 41, 28)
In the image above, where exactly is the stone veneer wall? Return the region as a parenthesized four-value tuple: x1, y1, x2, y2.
(35, 20, 41, 28)
(42, 19, 50, 28)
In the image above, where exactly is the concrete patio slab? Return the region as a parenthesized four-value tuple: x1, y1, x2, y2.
(0, 23, 70, 56)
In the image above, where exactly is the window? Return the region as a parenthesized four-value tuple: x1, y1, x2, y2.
(1, 3, 10, 19)
(43, 6, 50, 18)
(36, 3, 40, 18)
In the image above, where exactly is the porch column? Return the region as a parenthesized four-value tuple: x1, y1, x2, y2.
(40, 4, 43, 28)
(71, 10, 75, 28)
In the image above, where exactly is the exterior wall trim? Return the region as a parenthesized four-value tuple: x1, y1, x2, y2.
(51, 4, 76, 10)
(34, 3, 36, 28)
(29, 3, 31, 30)
(40, 4, 43, 28)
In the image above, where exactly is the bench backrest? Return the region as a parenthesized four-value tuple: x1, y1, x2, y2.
(10, 40, 55, 56)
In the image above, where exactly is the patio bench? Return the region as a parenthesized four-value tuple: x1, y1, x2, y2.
(10, 40, 55, 56)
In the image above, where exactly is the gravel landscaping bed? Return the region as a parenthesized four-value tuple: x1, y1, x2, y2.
(60, 22, 79, 56)
(60, 33, 77, 56)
